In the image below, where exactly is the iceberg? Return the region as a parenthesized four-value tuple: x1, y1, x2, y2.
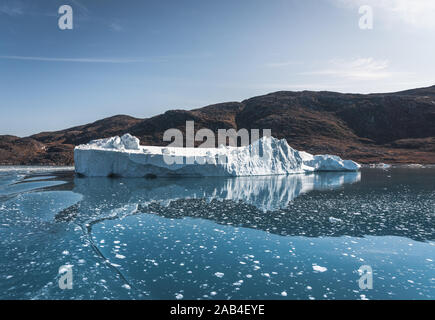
(299, 151, 361, 172)
(74, 134, 360, 177)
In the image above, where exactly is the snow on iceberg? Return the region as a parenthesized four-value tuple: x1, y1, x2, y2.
(74, 133, 360, 177)
(85, 133, 141, 150)
(299, 151, 361, 172)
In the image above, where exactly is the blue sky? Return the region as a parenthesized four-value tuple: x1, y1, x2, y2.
(1, 0, 434, 136)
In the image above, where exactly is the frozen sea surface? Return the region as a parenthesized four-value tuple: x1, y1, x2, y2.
(0, 167, 433, 299)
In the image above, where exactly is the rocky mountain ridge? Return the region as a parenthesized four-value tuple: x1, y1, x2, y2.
(1, 86, 434, 165)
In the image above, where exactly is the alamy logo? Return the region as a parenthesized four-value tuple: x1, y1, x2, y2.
(58, 265, 73, 290)
(58, 5, 73, 30)
(162, 121, 271, 165)
(359, 5, 373, 30)
(358, 265, 373, 290)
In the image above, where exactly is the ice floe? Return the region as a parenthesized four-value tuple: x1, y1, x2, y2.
(312, 265, 327, 272)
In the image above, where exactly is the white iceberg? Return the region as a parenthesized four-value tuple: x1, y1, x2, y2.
(74, 134, 360, 177)
(299, 151, 361, 172)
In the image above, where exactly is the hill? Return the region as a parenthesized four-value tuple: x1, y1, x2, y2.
(1, 86, 434, 165)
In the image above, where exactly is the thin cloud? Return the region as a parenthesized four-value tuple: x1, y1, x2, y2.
(265, 61, 301, 68)
(0, 0, 88, 18)
(0, 4, 23, 16)
(0, 56, 149, 64)
(301, 58, 392, 80)
(70, 0, 90, 15)
(109, 22, 123, 32)
(0, 54, 212, 64)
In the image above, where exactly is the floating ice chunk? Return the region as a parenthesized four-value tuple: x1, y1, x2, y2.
(75, 134, 360, 177)
(300, 152, 360, 172)
(329, 217, 343, 223)
(232, 280, 244, 286)
(110, 263, 121, 268)
(175, 293, 183, 299)
(368, 163, 391, 169)
(312, 265, 327, 272)
(214, 272, 225, 278)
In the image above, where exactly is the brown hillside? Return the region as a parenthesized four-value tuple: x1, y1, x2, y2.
(1, 86, 434, 165)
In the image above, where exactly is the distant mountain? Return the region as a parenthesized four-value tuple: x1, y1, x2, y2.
(1, 86, 435, 165)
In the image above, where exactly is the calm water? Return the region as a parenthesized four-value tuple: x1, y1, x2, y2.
(0, 167, 433, 300)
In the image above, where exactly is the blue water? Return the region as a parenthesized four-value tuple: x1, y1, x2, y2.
(0, 167, 433, 300)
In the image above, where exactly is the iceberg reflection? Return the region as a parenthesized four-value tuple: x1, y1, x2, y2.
(62, 172, 360, 216)
(52, 170, 435, 241)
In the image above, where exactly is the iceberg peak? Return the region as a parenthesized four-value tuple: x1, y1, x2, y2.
(87, 133, 140, 151)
